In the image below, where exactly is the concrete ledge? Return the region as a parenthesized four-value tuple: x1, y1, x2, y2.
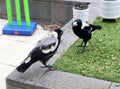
(34, 71, 112, 89)
(6, 70, 120, 89)
(6, 62, 48, 89)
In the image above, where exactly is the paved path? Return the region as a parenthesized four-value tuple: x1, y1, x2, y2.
(0, 19, 50, 89)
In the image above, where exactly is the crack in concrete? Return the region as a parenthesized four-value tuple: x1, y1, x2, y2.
(107, 82, 113, 89)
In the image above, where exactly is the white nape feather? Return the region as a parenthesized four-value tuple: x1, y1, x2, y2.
(81, 21, 89, 29)
(73, 21, 78, 26)
(52, 31, 58, 39)
(24, 57, 31, 64)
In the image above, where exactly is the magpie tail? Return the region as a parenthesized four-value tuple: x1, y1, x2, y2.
(16, 62, 32, 73)
(16, 57, 32, 73)
(94, 25, 102, 30)
(89, 24, 102, 33)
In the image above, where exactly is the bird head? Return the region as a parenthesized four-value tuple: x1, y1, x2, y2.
(72, 19, 82, 29)
(53, 29, 63, 40)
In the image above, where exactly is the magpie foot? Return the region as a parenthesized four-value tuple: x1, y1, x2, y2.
(76, 45, 84, 47)
(41, 65, 56, 71)
(80, 48, 86, 54)
(76, 45, 82, 47)
(47, 65, 56, 71)
(80, 50, 85, 54)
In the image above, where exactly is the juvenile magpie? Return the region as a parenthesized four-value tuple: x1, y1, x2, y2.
(16, 29, 63, 73)
(72, 19, 102, 53)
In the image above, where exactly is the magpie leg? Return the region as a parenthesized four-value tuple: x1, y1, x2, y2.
(80, 41, 87, 54)
(80, 40, 84, 47)
(80, 46, 86, 54)
(84, 41, 87, 47)
(77, 40, 84, 47)
(80, 49, 85, 54)
(46, 65, 56, 71)
(40, 61, 47, 68)
(41, 64, 56, 71)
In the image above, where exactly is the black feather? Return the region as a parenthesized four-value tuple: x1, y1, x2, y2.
(16, 29, 63, 73)
(72, 19, 102, 53)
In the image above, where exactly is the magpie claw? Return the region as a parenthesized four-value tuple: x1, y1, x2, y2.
(41, 65, 56, 71)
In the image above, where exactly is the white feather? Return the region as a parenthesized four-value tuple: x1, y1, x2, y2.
(41, 31, 58, 54)
(52, 31, 58, 38)
(42, 49, 51, 54)
(42, 40, 58, 53)
(89, 28, 93, 33)
(73, 22, 78, 26)
(51, 40, 58, 52)
(81, 21, 89, 29)
(24, 57, 31, 64)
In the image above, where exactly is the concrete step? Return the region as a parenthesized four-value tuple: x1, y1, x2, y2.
(7, 69, 118, 89)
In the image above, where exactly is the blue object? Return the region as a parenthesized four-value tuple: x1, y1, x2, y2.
(2, 21, 37, 36)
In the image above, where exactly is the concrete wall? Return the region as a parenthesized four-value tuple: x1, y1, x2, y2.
(0, 0, 82, 25)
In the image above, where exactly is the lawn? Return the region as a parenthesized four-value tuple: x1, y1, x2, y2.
(54, 17, 120, 83)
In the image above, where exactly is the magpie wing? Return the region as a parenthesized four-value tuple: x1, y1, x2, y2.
(36, 36, 58, 54)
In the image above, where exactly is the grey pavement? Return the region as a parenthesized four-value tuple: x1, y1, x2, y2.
(0, 0, 120, 89)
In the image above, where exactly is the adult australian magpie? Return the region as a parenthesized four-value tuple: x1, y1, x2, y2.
(72, 19, 102, 53)
(16, 29, 63, 73)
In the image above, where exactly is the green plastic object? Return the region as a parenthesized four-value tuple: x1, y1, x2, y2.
(6, 0, 13, 25)
(15, 0, 22, 26)
(3, 0, 37, 36)
(23, 0, 31, 26)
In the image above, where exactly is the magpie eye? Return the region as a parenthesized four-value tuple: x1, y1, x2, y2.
(61, 30, 63, 35)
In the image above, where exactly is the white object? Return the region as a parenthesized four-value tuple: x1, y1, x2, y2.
(100, 0, 120, 19)
(73, 5, 89, 21)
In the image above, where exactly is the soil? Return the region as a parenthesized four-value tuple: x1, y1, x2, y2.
(41, 22, 61, 31)
(73, 2, 89, 10)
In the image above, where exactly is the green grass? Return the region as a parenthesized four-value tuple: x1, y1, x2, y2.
(54, 17, 120, 83)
